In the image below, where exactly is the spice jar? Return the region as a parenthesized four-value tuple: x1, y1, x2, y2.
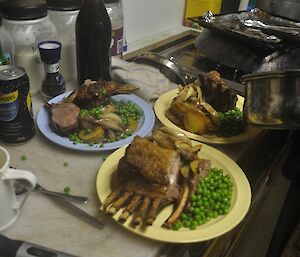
(1, 0, 57, 95)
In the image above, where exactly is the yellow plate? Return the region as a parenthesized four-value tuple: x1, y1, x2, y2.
(96, 142, 251, 243)
(154, 89, 262, 144)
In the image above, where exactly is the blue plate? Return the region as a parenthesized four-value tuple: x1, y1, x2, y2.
(37, 92, 155, 152)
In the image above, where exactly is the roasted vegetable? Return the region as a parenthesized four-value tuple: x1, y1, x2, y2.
(78, 126, 104, 143)
(183, 111, 207, 134)
(128, 118, 138, 132)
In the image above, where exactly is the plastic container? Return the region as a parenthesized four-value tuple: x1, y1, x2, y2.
(105, 0, 124, 58)
(1, 0, 57, 95)
(46, 0, 81, 83)
(0, 16, 14, 65)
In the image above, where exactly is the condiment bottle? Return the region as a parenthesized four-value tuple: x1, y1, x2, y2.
(0, 0, 57, 95)
(38, 41, 66, 100)
(105, 0, 124, 58)
(46, 0, 82, 83)
(75, 0, 112, 86)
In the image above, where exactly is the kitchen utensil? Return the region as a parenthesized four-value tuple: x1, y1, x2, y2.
(35, 183, 88, 204)
(243, 19, 300, 32)
(134, 52, 195, 85)
(0, 146, 36, 232)
(242, 70, 300, 129)
(0, 234, 78, 257)
(49, 195, 104, 229)
(14, 179, 89, 204)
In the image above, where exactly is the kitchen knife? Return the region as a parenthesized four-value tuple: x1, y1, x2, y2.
(49, 195, 104, 230)
(0, 235, 78, 257)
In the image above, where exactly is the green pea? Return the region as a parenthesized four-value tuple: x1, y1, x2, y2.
(21, 155, 27, 161)
(183, 220, 191, 228)
(64, 186, 71, 194)
(190, 221, 198, 230)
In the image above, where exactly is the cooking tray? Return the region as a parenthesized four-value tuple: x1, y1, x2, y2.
(189, 8, 300, 52)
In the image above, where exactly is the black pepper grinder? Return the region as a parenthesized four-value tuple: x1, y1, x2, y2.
(38, 41, 66, 100)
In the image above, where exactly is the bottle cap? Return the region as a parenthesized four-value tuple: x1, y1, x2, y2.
(38, 41, 62, 64)
(0, 0, 47, 20)
(46, 0, 82, 11)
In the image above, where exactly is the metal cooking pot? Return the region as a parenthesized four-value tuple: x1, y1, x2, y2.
(242, 70, 300, 129)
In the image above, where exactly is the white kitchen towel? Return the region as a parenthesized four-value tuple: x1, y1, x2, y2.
(111, 58, 177, 102)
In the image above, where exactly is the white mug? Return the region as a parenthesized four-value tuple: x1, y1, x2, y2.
(0, 146, 37, 232)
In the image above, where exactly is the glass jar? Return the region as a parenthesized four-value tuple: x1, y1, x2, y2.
(105, 0, 124, 58)
(1, 0, 57, 95)
(47, 0, 82, 83)
(0, 16, 14, 65)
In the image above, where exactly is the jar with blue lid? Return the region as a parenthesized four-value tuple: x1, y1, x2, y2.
(0, 0, 57, 95)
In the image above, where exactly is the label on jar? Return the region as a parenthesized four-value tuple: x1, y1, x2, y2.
(0, 90, 19, 121)
(111, 27, 123, 57)
(44, 63, 60, 73)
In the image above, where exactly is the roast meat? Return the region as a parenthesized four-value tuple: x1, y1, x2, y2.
(199, 70, 238, 112)
(49, 102, 80, 136)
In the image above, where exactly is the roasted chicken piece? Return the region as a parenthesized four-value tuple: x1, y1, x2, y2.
(102, 127, 211, 228)
(64, 79, 138, 108)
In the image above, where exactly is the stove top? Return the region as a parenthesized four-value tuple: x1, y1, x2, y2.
(125, 30, 249, 96)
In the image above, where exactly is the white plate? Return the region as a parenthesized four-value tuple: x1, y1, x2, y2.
(96, 142, 252, 243)
(37, 92, 155, 152)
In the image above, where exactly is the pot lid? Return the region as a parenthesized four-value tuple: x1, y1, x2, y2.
(241, 69, 300, 81)
(46, 0, 82, 11)
(0, 0, 47, 20)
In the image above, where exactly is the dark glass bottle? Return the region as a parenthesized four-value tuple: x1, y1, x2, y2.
(76, 0, 112, 86)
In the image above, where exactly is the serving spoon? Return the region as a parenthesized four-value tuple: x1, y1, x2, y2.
(243, 19, 300, 32)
